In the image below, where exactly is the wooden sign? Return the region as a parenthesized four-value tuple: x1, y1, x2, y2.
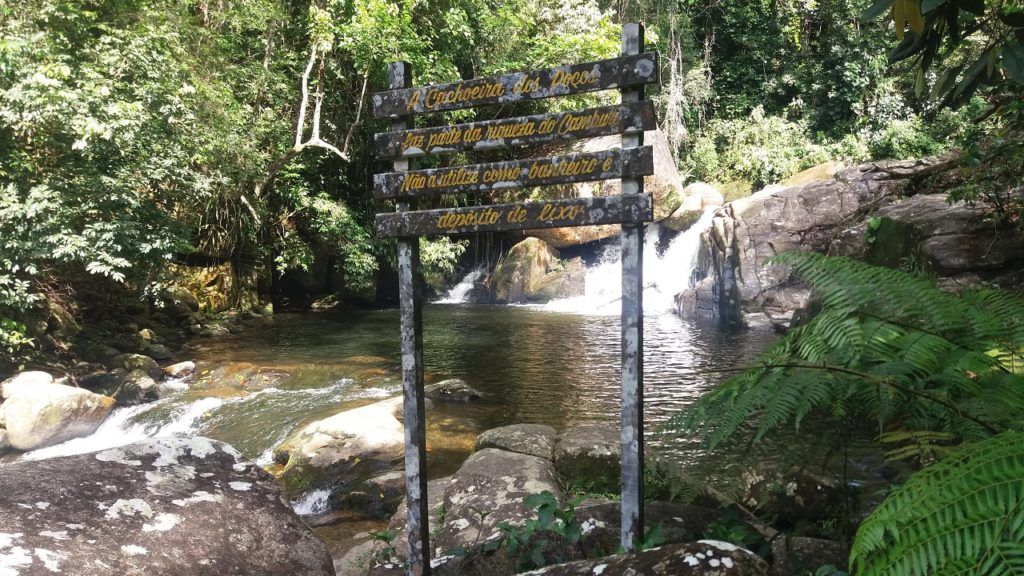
(376, 194, 653, 238)
(372, 52, 658, 118)
(375, 146, 653, 199)
(375, 101, 656, 159)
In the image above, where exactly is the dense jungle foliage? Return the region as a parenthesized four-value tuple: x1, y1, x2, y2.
(2, 0, 1022, 361)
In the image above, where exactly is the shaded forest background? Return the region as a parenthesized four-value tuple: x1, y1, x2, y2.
(1, 0, 1021, 366)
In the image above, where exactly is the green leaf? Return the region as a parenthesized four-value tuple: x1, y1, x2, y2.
(861, 0, 894, 22)
(1004, 41, 1024, 83)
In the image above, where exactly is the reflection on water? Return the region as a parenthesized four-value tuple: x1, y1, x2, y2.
(17, 305, 776, 478)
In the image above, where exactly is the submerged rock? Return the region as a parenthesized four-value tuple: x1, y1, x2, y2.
(1, 371, 115, 450)
(0, 436, 334, 575)
(116, 369, 159, 405)
(425, 378, 483, 402)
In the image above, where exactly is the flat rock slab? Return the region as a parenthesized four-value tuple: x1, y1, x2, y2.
(0, 436, 334, 576)
(519, 540, 770, 575)
(475, 424, 558, 461)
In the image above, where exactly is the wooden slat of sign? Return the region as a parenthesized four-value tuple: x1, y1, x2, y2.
(375, 146, 653, 200)
(374, 101, 656, 159)
(372, 52, 658, 118)
(375, 194, 653, 238)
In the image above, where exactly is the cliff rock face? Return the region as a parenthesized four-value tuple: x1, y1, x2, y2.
(675, 160, 1024, 328)
(490, 238, 585, 303)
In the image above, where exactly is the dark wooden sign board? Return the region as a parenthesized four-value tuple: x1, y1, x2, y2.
(374, 146, 654, 199)
(374, 101, 657, 158)
(374, 24, 655, 576)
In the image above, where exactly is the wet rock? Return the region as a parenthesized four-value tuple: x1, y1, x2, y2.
(518, 540, 770, 575)
(163, 360, 196, 379)
(0, 436, 334, 575)
(116, 369, 159, 405)
(112, 353, 162, 380)
(138, 328, 158, 342)
(1, 372, 115, 450)
(525, 130, 683, 247)
(677, 161, 915, 328)
(475, 424, 558, 460)
(490, 238, 585, 304)
(771, 536, 849, 576)
(193, 362, 289, 390)
(144, 343, 173, 361)
(554, 424, 621, 492)
(199, 323, 232, 338)
(425, 379, 483, 402)
(0, 428, 9, 452)
(79, 342, 124, 364)
(275, 395, 405, 502)
(664, 183, 725, 232)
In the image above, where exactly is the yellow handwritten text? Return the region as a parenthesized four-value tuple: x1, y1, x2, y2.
(539, 203, 585, 221)
(436, 207, 502, 229)
(424, 82, 505, 110)
(527, 158, 598, 179)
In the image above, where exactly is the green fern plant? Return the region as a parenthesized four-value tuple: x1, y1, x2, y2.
(664, 251, 1024, 451)
(850, 431, 1024, 575)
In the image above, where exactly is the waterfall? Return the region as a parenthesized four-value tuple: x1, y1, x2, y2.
(437, 267, 485, 303)
(542, 207, 716, 315)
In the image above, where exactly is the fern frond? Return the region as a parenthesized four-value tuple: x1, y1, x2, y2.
(663, 252, 1024, 453)
(851, 432, 1024, 576)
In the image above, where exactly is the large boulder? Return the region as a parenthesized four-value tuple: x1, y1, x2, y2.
(861, 193, 1024, 283)
(490, 238, 585, 304)
(275, 381, 481, 509)
(274, 394, 406, 502)
(524, 130, 684, 247)
(517, 541, 770, 575)
(676, 161, 916, 328)
(0, 436, 334, 575)
(1, 372, 115, 451)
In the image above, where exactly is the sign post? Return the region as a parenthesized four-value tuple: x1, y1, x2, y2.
(388, 61, 431, 576)
(618, 22, 646, 553)
(373, 30, 658, 574)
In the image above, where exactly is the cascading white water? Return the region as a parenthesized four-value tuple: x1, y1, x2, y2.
(436, 267, 484, 303)
(542, 207, 716, 315)
(21, 396, 226, 461)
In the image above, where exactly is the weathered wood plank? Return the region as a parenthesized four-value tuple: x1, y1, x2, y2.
(619, 23, 646, 554)
(374, 101, 656, 159)
(388, 61, 432, 576)
(375, 194, 653, 238)
(374, 146, 653, 199)
(372, 52, 658, 118)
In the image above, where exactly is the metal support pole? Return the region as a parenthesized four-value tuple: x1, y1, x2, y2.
(619, 22, 646, 553)
(388, 61, 431, 576)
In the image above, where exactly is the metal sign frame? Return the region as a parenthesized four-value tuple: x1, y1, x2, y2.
(374, 24, 655, 576)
